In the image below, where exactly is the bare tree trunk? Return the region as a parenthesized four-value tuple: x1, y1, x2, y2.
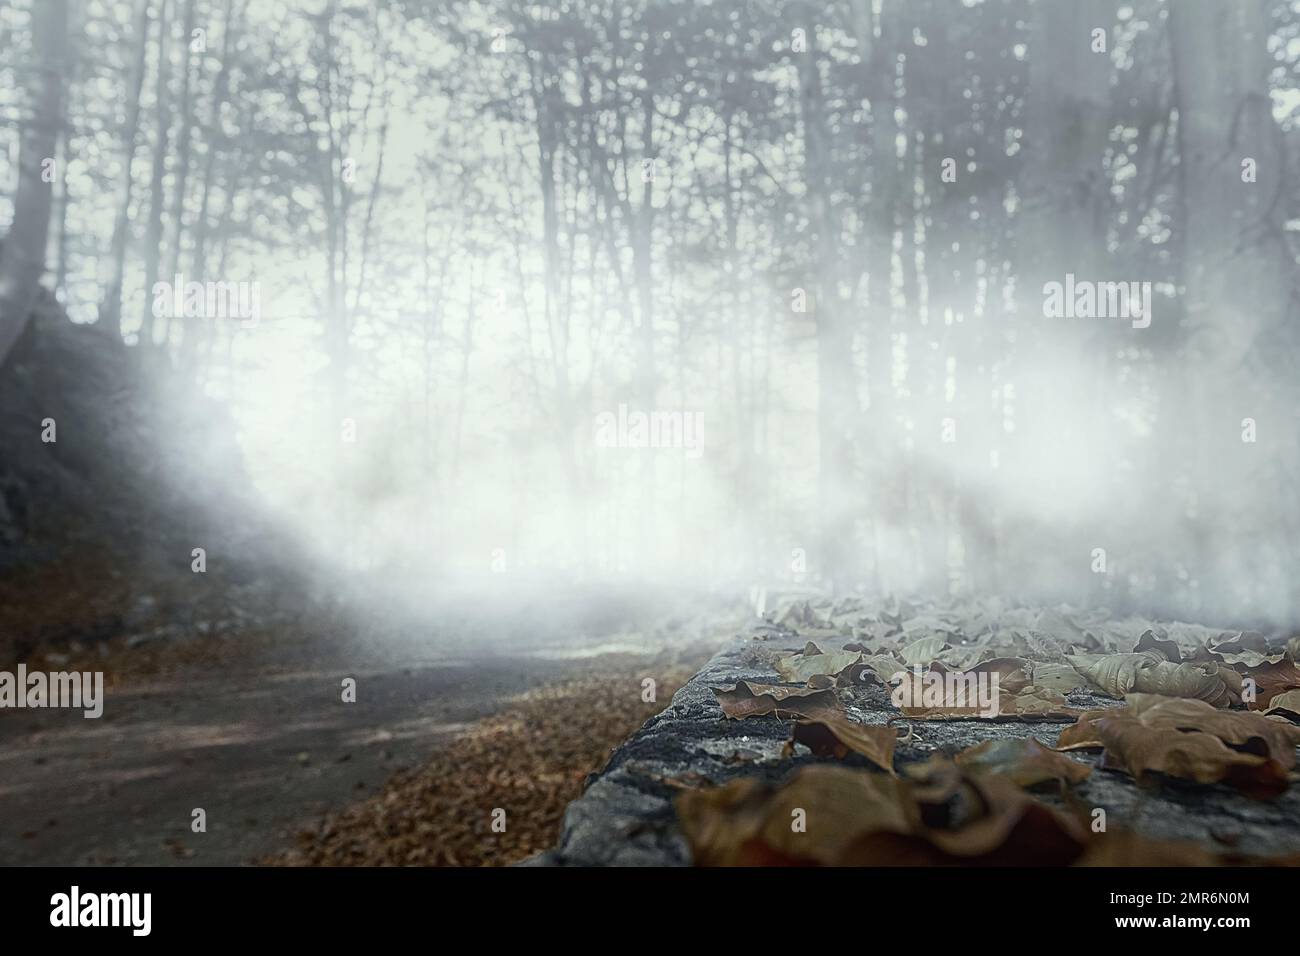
(162, 0, 198, 349)
(0, 0, 68, 369)
(52, 100, 71, 302)
(98, 0, 151, 339)
(182, 0, 236, 370)
(141, 0, 172, 348)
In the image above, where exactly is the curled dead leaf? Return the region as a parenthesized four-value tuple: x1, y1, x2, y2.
(953, 737, 1092, 789)
(1200, 631, 1285, 668)
(1239, 658, 1300, 710)
(774, 643, 862, 683)
(677, 761, 1295, 867)
(891, 667, 1083, 720)
(783, 715, 897, 774)
(1056, 694, 1300, 798)
(840, 653, 904, 687)
(900, 635, 951, 667)
(712, 681, 841, 721)
(675, 764, 1089, 866)
(1263, 688, 1300, 722)
(1067, 652, 1230, 706)
(932, 657, 1033, 694)
(1133, 629, 1182, 662)
(1025, 661, 1089, 695)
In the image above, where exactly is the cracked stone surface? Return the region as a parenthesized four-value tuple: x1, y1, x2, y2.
(531, 601, 1300, 866)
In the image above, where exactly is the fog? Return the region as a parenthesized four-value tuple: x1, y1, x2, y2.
(4, 0, 1299, 632)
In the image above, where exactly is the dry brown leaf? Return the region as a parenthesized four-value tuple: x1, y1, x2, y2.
(1056, 705, 1120, 749)
(1264, 688, 1300, 721)
(1217, 665, 1246, 704)
(1056, 694, 1300, 798)
(932, 657, 1034, 693)
(1240, 658, 1300, 710)
(1123, 693, 1300, 767)
(677, 761, 1284, 867)
(840, 653, 904, 687)
(1027, 661, 1089, 695)
(676, 764, 1141, 865)
(1067, 652, 1229, 706)
(1066, 652, 1152, 697)
(676, 764, 1089, 866)
(783, 715, 897, 774)
(1097, 717, 1286, 797)
(675, 766, 913, 865)
(774, 643, 862, 683)
(892, 668, 1082, 720)
(900, 635, 951, 667)
(941, 643, 997, 671)
(1201, 631, 1285, 668)
(953, 737, 1092, 788)
(895, 772, 1090, 864)
(712, 681, 841, 721)
(1133, 629, 1182, 662)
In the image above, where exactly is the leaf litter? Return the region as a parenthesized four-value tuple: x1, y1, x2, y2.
(684, 596, 1300, 865)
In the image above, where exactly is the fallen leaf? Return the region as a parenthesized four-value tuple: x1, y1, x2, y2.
(1123, 694, 1300, 767)
(712, 681, 841, 721)
(1200, 631, 1285, 668)
(676, 765, 913, 866)
(1056, 694, 1300, 798)
(1263, 689, 1300, 721)
(953, 737, 1092, 788)
(891, 667, 1082, 720)
(1004, 686, 1087, 718)
(1067, 652, 1230, 706)
(933, 657, 1034, 694)
(1028, 661, 1089, 695)
(1240, 658, 1300, 710)
(900, 635, 951, 667)
(775, 643, 862, 683)
(840, 653, 904, 687)
(1133, 629, 1182, 662)
(783, 715, 897, 773)
(676, 764, 1090, 866)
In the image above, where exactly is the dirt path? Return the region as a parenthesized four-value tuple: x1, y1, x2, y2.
(0, 599, 731, 866)
(0, 658, 576, 864)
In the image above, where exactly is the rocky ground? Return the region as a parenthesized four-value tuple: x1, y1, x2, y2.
(535, 595, 1300, 866)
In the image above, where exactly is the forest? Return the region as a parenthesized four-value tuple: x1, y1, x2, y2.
(1, 0, 1299, 882)
(3, 0, 1297, 626)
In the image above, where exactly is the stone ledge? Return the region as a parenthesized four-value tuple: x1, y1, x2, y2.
(531, 608, 1300, 866)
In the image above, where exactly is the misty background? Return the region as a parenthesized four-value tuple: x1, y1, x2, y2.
(2, 0, 1299, 645)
